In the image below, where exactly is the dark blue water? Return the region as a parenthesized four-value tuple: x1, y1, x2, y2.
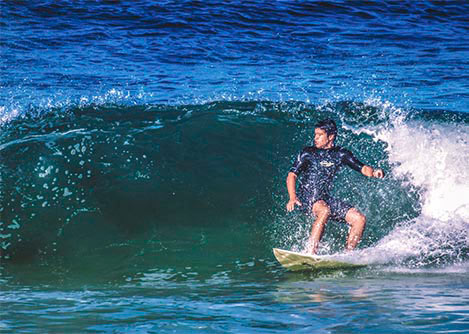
(3, 1, 468, 111)
(1, 1, 469, 333)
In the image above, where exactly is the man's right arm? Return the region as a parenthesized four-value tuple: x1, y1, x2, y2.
(286, 149, 307, 211)
(286, 172, 301, 211)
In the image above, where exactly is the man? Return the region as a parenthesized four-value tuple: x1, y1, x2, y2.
(286, 119, 384, 254)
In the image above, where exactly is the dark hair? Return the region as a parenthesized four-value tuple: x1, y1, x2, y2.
(315, 119, 337, 137)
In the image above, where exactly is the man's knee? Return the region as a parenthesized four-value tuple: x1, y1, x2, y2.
(312, 200, 331, 217)
(345, 208, 366, 227)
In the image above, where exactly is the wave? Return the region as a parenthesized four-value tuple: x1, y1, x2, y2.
(356, 107, 469, 267)
(0, 99, 468, 273)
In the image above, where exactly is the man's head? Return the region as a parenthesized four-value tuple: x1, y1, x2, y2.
(314, 119, 337, 149)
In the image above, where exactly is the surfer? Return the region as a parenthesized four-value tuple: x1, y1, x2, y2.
(286, 119, 384, 254)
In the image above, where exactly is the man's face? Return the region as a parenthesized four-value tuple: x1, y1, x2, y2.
(314, 128, 334, 149)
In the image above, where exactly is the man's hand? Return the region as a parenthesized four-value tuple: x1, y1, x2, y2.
(286, 198, 302, 212)
(372, 168, 385, 178)
(362, 166, 385, 178)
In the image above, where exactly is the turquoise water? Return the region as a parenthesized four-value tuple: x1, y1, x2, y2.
(2, 265, 469, 333)
(1, 1, 469, 333)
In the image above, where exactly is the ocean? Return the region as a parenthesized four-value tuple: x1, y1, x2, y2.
(1, 1, 469, 333)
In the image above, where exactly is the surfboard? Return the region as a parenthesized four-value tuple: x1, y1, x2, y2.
(273, 248, 366, 271)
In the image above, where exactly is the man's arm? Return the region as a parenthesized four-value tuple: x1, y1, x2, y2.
(286, 172, 302, 211)
(342, 149, 384, 179)
(361, 165, 385, 178)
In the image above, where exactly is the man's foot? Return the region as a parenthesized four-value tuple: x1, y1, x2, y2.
(306, 239, 318, 255)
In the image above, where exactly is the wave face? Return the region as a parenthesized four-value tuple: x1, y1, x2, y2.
(1, 100, 468, 274)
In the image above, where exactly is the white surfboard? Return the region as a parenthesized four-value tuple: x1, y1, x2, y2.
(273, 248, 366, 271)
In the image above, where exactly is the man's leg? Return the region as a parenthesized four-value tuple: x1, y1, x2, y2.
(344, 208, 366, 251)
(308, 200, 330, 254)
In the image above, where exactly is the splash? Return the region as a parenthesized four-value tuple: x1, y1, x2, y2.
(358, 104, 469, 267)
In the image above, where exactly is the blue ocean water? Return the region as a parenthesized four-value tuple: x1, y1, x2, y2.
(1, 1, 469, 333)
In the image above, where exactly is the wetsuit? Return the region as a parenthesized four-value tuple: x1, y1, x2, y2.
(289, 146, 365, 221)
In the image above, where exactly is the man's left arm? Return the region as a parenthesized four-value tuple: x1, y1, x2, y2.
(342, 149, 385, 179)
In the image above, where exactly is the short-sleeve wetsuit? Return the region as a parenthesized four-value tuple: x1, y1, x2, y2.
(289, 146, 365, 221)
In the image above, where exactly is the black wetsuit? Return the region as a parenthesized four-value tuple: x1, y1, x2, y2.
(289, 146, 365, 221)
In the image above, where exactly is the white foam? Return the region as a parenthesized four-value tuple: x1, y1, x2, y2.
(383, 261, 469, 274)
(356, 102, 469, 266)
(376, 119, 469, 222)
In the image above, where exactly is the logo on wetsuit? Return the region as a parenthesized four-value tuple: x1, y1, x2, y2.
(320, 160, 335, 168)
